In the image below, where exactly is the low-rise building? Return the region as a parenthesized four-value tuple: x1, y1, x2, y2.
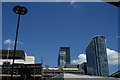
(1, 64, 42, 80)
(0, 50, 35, 65)
(43, 64, 85, 80)
(0, 50, 40, 80)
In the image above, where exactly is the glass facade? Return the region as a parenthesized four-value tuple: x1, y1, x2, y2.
(59, 51, 66, 68)
(58, 47, 70, 68)
(86, 36, 109, 77)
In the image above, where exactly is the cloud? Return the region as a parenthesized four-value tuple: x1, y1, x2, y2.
(70, 0, 76, 5)
(70, 0, 79, 8)
(4, 39, 12, 45)
(69, 0, 102, 8)
(4, 39, 23, 50)
(71, 54, 86, 64)
(12, 40, 23, 45)
(4, 39, 23, 45)
(107, 48, 119, 65)
(71, 48, 119, 65)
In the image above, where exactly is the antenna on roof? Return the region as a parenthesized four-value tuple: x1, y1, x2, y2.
(41, 58, 43, 65)
(6, 42, 11, 61)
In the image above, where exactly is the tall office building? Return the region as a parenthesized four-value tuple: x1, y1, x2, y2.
(58, 47, 70, 68)
(86, 36, 109, 77)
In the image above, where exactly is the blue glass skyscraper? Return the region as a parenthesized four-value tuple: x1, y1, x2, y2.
(58, 47, 70, 68)
(86, 36, 109, 77)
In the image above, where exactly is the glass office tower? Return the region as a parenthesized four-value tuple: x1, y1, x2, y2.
(58, 47, 70, 68)
(86, 36, 109, 77)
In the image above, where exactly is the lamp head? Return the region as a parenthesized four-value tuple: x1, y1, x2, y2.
(13, 6, 28, 15)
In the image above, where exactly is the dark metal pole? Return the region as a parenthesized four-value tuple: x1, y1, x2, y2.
(11, 14, 21, 80)
(41, 58, 43, 80)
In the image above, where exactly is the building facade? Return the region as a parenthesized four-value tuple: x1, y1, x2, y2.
(58, 47, 70, 68)
(86, 36, 109, 77)
(1, 64, 42, 80)
(0, 50, 35, 65)
(43, 64, 85, 79)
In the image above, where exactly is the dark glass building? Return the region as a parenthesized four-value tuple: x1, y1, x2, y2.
(86, 36, 109, 77)
(80, 62, 87, 75)
(58, 47, 70, 68)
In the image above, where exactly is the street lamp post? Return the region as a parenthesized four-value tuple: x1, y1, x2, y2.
(11, 6, 27, 80)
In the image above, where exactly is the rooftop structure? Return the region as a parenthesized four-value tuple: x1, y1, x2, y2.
(1, 50, 25, 59)
(0, 50, 35, 65)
